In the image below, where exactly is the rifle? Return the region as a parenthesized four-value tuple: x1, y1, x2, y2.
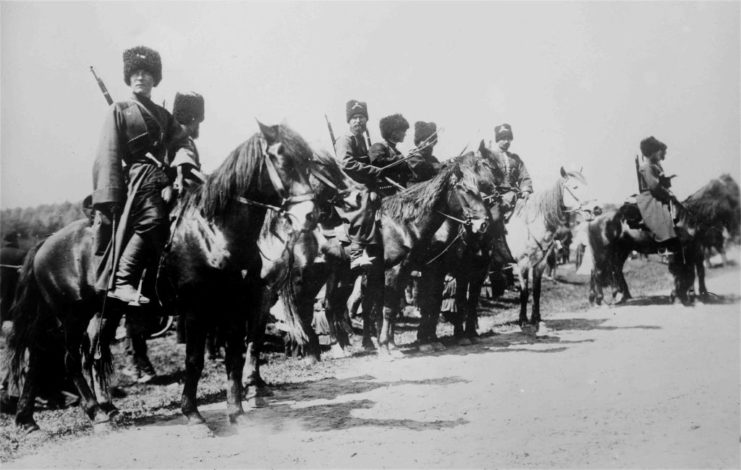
(635, 155, 647, 192)
(90, 66, 113, 106)
(379, 128, 441, 172)
(365, 128, 373, 148)
(324, 114, 337, 147)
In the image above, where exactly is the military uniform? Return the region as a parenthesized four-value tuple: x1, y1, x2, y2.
(93, 46, 190, 304)
(335, 131, 382, 246)
(406, 121, 441, 184)
(368, 139, 414, 196)
(636, 136, 676, 242)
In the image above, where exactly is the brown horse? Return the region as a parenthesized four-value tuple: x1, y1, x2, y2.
(7, 122, 317, 433)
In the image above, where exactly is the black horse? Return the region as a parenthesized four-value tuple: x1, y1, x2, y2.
(588, 174, 740, 305)
(7, 122, 317, 433)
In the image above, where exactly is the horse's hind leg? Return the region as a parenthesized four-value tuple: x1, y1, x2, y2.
(15, 347, 42, 433)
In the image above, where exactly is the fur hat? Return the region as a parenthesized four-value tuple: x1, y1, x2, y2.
(346, 99, 368, 122)
(494, 123, 514, 142)
(173, 92, 205, 125)
(640, 136, 667, 157)
(379, 114, 410, 141)
(123, 46, 162, 86)
(414, 121, 437, 146)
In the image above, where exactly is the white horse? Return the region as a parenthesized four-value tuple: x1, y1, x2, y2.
(505, 167, 592, 334)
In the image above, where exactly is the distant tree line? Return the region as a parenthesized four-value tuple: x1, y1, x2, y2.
(1, 201, 86, 248)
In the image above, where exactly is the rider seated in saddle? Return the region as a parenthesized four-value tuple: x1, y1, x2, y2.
(92, 46, 193, 306)
(407, 121, 442, 184)
(635, 136, 679, 248)
(169, 91, 206, 195)
(484, 123, 534, 217)
(335, 103, 422, 269)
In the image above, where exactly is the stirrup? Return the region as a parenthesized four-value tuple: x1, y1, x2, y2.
(108, 285, 150, 306)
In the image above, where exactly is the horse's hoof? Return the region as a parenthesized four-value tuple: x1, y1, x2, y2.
(390, 348, 405, 359)
(228, 412, 248, 425)
(467, 336, 480, 344)
(457, 338, 472, 346)
(17, 421, 41, 436)
(187, 422, 214, 438)
(418, 343, 434, 353)
(431, 342, 446, 351)
(520, 324, 537, 336)
(101, 404, 120, 419)
(93, 419, 115, 434)
(301, 355, 319, 367)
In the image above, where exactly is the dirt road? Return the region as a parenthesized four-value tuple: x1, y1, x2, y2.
(6, 268, 740, 468)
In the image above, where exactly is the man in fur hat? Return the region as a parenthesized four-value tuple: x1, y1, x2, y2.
(92, 45, 191, 305)
(636, 136, 677, 243)
(335, 99, 381, 269)
(407, 121, 441, 183)
(368, 113, 415, 196)
(170, 91, 205, 191)
(485, 123, 533, 214)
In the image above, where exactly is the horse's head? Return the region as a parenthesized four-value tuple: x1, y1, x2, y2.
(447, 162, 491, 235)
(256, 121, 317, 234)
(559, 166, 593, 216)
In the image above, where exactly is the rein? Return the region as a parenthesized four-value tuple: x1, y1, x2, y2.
(234, 138, 315, 216)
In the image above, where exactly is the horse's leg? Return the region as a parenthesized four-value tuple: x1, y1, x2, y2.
(181, 307, 208, 425)
(695, 243, 708, 296)
(416, 266, 444, 349)
(64, 315, 108, 426)
(325, 266, 353, 354)
(14, 347, 42, 433)
(379, 263, 404, 356)
(244, 287, 271, 392)
(465, 263, 488, 339)
(531, 264, 545, 330)
(517, 267, 530, 329)
(90, 305, 125, 418)
(223, 309, 247, 424)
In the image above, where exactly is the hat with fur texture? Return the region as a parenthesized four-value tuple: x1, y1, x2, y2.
(123, 46, 162, 86)
(414, 121, 437, 146)
(346, 99, 368, 122)
(494, 123, 514, 142)
(173, 92, 204, 124)
(379, 114, 409, 141)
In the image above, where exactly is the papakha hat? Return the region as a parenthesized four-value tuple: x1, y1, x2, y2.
(123, 46, 162, 86)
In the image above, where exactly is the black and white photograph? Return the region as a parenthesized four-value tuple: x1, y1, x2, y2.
(0, 1, 739, 468)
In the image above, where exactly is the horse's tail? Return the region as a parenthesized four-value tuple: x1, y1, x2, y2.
(7, 241, 53, 387)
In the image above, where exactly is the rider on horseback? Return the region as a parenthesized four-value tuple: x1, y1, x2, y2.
(92, 46, 192, 305)
(170, 91, 205, 194)
(636, 136, 678, 247)
(407, 121, 441, 183)
(485, 123, 533, 217)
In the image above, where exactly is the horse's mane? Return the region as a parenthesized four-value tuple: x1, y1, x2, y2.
(684, 174, 741, 233)
(453, 152, 504, 193)
(310, 148, 354, 191)
(526, 171, 585, 231)
(182, 124, 313, 219)
(382, 162, 463, 223)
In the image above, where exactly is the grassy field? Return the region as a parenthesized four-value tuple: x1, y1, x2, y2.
(0, 254, 722, 461)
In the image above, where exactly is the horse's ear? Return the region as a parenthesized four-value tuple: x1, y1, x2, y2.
(560, 166, 567, 178)
(256, 119, 279, 145)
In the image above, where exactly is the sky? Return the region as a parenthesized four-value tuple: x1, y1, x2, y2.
(1, 1, 739, 210)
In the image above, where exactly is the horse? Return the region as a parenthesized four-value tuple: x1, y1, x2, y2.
(7, 122, 317, 433)
(376, 160, 491, 356)
(415, 152, 506, 348)
(587, 174, 739, 305)
(505, 167, 592, 333)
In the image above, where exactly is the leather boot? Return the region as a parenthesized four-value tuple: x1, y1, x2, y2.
(490, 231, 515, 266)
(108, 233, 150, 305)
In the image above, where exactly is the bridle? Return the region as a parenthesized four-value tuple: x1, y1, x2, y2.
(235, 139, 315, 224)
